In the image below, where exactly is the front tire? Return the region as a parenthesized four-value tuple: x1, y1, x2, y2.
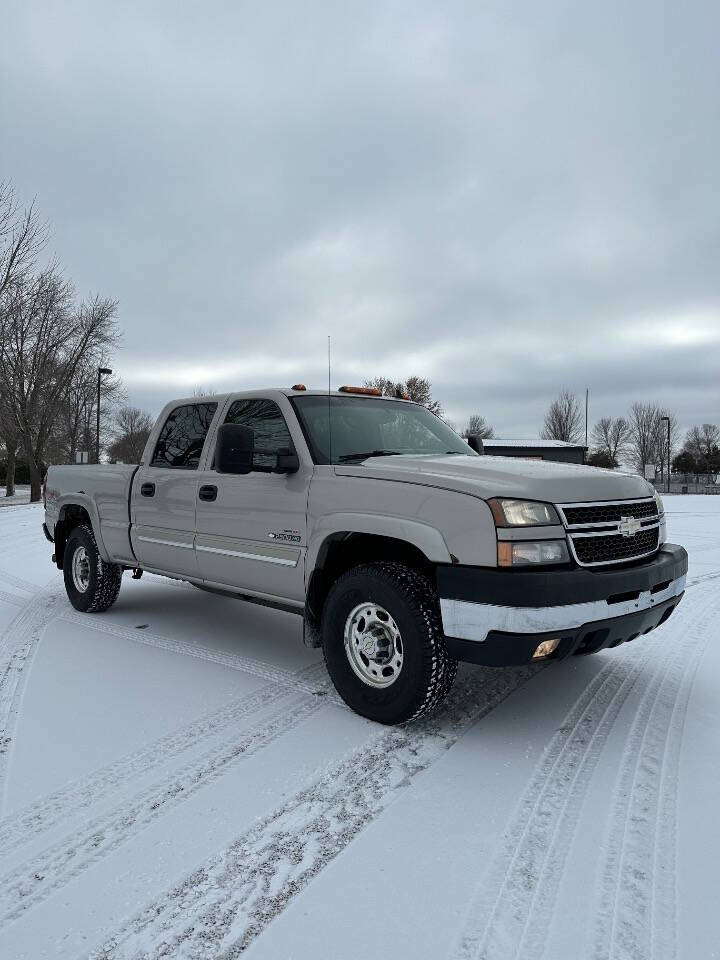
(322, 562, 457, 724)
(63, 524, 123, 613)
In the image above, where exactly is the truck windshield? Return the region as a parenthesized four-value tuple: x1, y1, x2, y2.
(291, 395, 476, 465)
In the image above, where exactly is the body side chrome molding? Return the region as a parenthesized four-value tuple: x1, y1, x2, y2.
(196, 544, 297, 567)
(137, 535, 194, 550)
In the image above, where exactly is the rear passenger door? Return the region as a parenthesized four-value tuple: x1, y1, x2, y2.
(194, 397, 311, 603)
(131, 401, 218, 577)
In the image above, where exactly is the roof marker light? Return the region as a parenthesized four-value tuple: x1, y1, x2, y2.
(338, 386, 382, 396)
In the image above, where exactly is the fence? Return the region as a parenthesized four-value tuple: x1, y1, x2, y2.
(662, 481, 720, 495)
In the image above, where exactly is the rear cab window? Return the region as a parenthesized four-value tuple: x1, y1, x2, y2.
(151, 402, 218, 469)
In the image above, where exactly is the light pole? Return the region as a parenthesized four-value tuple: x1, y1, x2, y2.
(96, 367, 112, 464)
(660, 415, 670, 494)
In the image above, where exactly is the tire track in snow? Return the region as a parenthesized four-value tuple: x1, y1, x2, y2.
(0, 686, 332, 926)
(0, 571, 36, 595)
(451, 658, 635, 960)
(83, 663, 541, 960)
(0, 665, 327, 857)
(685, 570, 720, 589)
(591, 591, 717, 960)
(60, 611, 335, 699)
(450, 589, 715, 960)
(514, 595, 713, 960)
(0, 586, 63, 813)
(0, 590, 25, 608)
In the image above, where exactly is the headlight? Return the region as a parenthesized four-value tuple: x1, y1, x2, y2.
(488, 498, 560, 527)
(653, 489, 664, 517)
(498, 540, 570, 566)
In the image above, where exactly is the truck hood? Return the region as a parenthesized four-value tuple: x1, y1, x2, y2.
(334, 454, 653, 504)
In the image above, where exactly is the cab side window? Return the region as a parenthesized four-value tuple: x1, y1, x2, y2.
(151, 402, 218, 469)
(224, 398, 293, 471)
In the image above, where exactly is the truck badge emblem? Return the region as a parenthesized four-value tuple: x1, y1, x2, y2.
(618, 516, 641, 537)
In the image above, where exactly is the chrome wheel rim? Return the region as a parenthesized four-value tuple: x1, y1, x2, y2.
(344, 602, 403, 688)
(72, 546, 91, 593)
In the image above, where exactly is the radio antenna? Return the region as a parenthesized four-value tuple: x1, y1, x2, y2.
(327, 335, 333, 464)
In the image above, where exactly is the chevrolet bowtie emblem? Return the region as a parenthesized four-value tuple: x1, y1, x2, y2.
(618, 516, 642, 537)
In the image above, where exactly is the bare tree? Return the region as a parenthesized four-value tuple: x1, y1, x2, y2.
(0, 390, 20, 496)
(590, 416, 630, 466)
(682, 423, 719, 473)
(107, 406, 154, 463)
(364, 375, 442, 416)
(0, 271, 120, 500)
(0, 182, 49, 300)
(49, 355, 124, 465)
(0, 183, 49, 494)
(700, 423, 720, 455)
(626, 402, 679, 478)
(462, 414, 495, 440)
(687, 423, 720, 460)
(627, 401, 661, 475)
(540, 391, 583, 444)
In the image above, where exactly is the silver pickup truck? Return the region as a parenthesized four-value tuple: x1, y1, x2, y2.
(43, 386, 688, 724)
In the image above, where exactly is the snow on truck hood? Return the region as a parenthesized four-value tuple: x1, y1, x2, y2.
(334, 454, 653, 504)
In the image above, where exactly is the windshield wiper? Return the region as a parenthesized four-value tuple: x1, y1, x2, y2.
(337, 450, 402, 463)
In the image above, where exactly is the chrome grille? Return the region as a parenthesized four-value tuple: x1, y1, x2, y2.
(561, 499, 658, 527)
(558, 497, 662, 567)
(572, 527, 659, 565)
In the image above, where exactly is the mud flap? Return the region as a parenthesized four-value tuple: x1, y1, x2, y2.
(303, 615, 322, 648)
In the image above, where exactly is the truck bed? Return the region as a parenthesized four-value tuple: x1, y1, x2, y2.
(45, 463, 139, 565)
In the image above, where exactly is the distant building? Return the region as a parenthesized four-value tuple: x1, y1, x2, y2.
(481, 438, 587, 465)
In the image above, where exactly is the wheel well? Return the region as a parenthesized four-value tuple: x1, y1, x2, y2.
(54, 505, 92, 568)
(306, 533, 435, 631)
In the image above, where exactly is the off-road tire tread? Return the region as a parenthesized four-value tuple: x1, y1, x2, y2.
(323, 561, 457, 723)
(65, 524, 123, 613)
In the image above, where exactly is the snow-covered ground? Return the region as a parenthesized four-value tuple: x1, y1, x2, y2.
(0, 497, 718, 960)
(0, 485, 31, 508)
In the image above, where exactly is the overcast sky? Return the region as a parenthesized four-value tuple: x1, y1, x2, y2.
(2, 0, 719, 438)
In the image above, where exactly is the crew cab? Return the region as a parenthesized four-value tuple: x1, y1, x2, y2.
(43, 387, 688, 724)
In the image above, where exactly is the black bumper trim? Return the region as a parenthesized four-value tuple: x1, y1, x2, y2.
(437, 543, 687, 608)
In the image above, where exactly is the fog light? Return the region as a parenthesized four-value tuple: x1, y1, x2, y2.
(533, 638, 561, 659)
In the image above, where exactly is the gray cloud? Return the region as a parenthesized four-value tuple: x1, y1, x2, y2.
(2, 0, 719, 439)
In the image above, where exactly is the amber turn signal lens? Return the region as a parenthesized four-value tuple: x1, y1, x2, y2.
(497, 542, 513, 566)
(488, 499, 507, 526)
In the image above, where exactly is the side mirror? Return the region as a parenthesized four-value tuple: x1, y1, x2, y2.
(467, 435, 484, 455)
(216, 423, 254, 474)
(274, 447, 300, 474)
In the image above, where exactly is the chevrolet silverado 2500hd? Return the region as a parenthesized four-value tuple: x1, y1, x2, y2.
(43, 387, 688, 724)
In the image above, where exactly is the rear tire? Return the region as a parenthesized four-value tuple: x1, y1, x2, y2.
(322, 562, 457, 724)
(63, 524, 123, 613)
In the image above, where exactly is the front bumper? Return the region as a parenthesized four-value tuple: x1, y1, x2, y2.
(437, 543, 688, 666)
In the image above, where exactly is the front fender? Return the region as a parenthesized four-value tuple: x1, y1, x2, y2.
(306, 512, 452, 574)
